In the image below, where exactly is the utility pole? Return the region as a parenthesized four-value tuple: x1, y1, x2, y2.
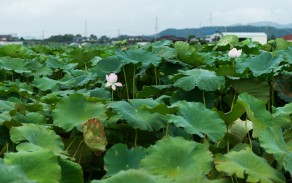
(41, 30, 44, 40)
(118, 29, 120, 37)
(154, 16, 158, 41)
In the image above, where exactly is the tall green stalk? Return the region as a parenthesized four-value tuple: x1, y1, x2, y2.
(122, 64, 130, 99)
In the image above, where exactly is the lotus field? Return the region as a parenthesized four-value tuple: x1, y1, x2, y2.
(0, 36, 292, 183)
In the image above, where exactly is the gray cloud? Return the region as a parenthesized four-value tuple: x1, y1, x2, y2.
(0, 0, 291, 38)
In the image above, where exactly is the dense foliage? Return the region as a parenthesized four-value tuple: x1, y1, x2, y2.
(0, 36, 291, 183)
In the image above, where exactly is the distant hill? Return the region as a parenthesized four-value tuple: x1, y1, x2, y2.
(156, 25, 292, 39)
(247, 21, 292, 29)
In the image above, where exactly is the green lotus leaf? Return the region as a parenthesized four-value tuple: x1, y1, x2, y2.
(45, 56, 77, 71)
(167, 101, 226, 142)
(174, 41, 205, 66)
(10, 124, 65, 156)
(0, 44, 33, 58)
(275, 38, 288, 51)
(152, 45, 177, 59)
(237, 93, 274, 137)
(91, 56, 122, 78)
(116, 48, 161, 67)
(89, 88, 111, 100)
(173, 69, 225, 91)
(284, 46, 292, 64)
(92, 169, 169, 183)
(33, 77, 60, 91)
(53, 94, 107, 131)
(58, 159, 84, 183)
(272, 103, 292, 117)
(0, 100, 14, 112)
(107, 99, 166, 131)
(259, 127, 292, 174)
(74, 73, 96, 87)
(104, 143, 146, 176)
(232, 78, 270, 102)
(0, 57, 32, 74)
(0, 111, 11, 125)
(4, 150, 61, 183)
(215, 149, 286, 183)
(217, 103, 245, 125)
(228, 119, 253, 144)
(82, 118, 107, 152)
(13, 112, 46, 124)
(141, 137, 213, 180)
(236, 52, 284, 76)
(0, 159, 36, 183)
(217, 35, 239, 46)
(137, 85, 171, 98)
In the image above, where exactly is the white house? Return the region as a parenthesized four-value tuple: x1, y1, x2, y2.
(222, 32, 267, 44)
(205, 31, 222, 42)
(205, 32, 268, 44)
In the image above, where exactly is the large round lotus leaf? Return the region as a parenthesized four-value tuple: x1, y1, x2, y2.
(173, 69, 225, 91)
(152, 45, 177, 59)
(236, 52, 284, 76)
(237, 93, 273, 137)
(52, 94, 107, 132)
(10, 124, 64, 156)
(104, 143, 146, 176)
(174, 41, 205, 66)
(0, 159, 36, 183)
(4, 150, 61, 183)
(0, 44, 32, 58)
(58, 159, 84, 183)
(284, 46, 292, 64)
(167, 101, 226, 142)
(232, 78, 270, 103)
(0, 57, 32, 73)
(275, 38, 288, 50)
(107, 99, 166, 131)
(217, 35, 238, 46)
(215, 149, 286, 183)
(140, 137, 213, 179)
(0, 100, 14, 112)
(91, 56, 122, 78)
(259, 127, 292, 175)
(33, 77, 60, 91)
(116, 48, 161, 67)
(13, 112, 46, 125)
(92, 169, 169, 183)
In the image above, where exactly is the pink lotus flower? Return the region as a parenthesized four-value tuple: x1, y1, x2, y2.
(105, 73, 122, 91)
(228, 48, 242, 58)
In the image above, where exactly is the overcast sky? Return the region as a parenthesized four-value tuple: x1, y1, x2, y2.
(0, 0, 291, 38)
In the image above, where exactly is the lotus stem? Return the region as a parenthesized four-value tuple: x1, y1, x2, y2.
(134, 129, 138, 147)
(165, 123, 169, 137)
(227, 126, 230, 153)
(132, 65, 136, 99)
(122, 63, 130, 99)
(72, 139, 84, 160)
(154, 67, 158, 85)
(111, 90, 114, 101)
(65, 136, 78, 151)
(202, 90, 206, 107)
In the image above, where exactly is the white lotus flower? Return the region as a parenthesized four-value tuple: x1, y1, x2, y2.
(105, 73, 122, 90)
(228, 48, 242, 58)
